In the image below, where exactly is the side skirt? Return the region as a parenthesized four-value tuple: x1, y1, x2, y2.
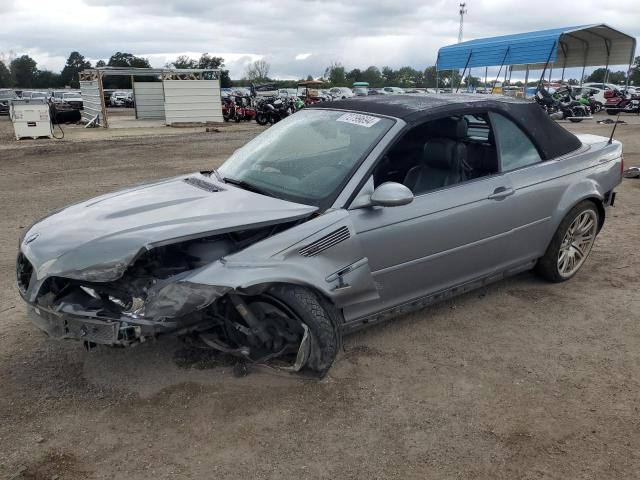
(341, 259, 537, 334)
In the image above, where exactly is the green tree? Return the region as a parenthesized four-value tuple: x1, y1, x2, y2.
(439, 70, 461, 89)
(10, 55, 38, 87)
(324, 62, 346, 86)
(395, 66, 420, 88)
(586, 68, 626, 84)
(586, 68, 608, 82)
(423, 66, 437, 87)
(0, 60, 12, 87)
(107, 52, 151, 69)
(608, 71, 627, 84)
(60, 51, 91, 88)
(167, 55, 197, 69)
(105, 52, 151, 88)
(361, 66, 382, 86)
(464, 75, 481, 88)
(34, 70, 62, 88)
(630, 56, 640, 86)
(345, 68, 362, 83)
(381, 66, 396, 85)
(197, 53, 231, 87)
(96, 60, 106, 68)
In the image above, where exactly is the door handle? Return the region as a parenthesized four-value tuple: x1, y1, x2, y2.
(488, 186, 515, 200)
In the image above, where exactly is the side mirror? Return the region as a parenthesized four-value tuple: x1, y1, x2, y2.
(370, 182, 414, 207)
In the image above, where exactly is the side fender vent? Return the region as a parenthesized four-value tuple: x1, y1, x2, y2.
(183, 177, 220, 192)
(299, 226, 350, 257)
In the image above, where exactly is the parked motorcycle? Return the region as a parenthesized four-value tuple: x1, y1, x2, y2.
(604, 89, 640, 115)
(255, 97, 294, 125)
(535, 86, 591, 122)
(223, 95, 256, 122)
(575, 91, 602, 114)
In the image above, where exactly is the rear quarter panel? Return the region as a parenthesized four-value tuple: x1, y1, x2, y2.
(506, 135, 622, 260)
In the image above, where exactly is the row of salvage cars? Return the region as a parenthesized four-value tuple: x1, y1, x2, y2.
(17, 94, 624, 376)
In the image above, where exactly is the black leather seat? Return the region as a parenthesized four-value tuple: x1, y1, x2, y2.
(465, 129, 499, 178)
(403, 117, 469, 194)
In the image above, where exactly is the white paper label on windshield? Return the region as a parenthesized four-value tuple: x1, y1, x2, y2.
(336, 112, 381, 128)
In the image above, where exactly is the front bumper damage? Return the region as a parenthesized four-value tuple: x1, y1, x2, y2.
(19, 250, 317, 371)
(22, 275, 232, 347)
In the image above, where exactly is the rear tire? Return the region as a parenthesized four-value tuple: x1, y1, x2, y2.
(569, 118, 583, 123)
(267, 285, 341, 376)
(534, 201, 599, 282)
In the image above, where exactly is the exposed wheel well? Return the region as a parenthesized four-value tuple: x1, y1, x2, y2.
(240, 282, 344, 323)
(583, 197, 605, 232)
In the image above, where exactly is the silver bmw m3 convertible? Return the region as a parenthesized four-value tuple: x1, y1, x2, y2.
(17, 95, 623, 375)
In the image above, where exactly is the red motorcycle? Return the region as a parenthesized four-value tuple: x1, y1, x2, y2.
(604, 89, 640, 115)
(222, 95, 256, 122)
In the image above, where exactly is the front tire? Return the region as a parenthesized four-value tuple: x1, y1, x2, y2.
(255, 113, 268, 126)
(534, 201, 599, 282)
(267, 285, 341, 376)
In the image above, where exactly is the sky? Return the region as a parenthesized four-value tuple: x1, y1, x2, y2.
(1, 0, 639, 81)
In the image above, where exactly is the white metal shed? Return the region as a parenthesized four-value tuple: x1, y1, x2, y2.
(79, 67, 223, 127)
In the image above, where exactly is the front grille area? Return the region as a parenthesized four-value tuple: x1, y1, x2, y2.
(65, 317, 119, 344)
(299, 226, 351, 257)
(16, 252, 34, 295)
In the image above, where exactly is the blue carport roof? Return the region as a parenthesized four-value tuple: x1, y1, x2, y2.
(437, 24, 636, 71)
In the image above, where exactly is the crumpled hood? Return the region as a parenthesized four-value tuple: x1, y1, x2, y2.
(22, 173, 317, 281)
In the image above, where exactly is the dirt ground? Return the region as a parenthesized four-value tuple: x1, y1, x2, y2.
(0, 113, 639, 480)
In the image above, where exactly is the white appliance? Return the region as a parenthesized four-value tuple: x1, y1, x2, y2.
(10, 98, 53, 140)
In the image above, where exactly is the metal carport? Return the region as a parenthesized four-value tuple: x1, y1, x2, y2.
(436, 24, 637, 95)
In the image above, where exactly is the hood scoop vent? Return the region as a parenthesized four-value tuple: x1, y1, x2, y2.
(183, 177, 220, 193)
(299, 226, 350, 257)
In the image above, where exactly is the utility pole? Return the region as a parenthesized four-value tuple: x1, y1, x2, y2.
(458, 2, 467, 43)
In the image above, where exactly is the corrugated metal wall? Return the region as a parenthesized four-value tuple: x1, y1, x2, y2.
(133, 82, 165, 120)
(163, 80, 222, 124)
(79, 80, 104, 126)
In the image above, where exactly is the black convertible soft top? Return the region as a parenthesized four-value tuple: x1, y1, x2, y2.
(312, 94, 582, 160)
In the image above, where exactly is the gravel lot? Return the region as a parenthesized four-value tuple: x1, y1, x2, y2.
(0, 114, 639, 479)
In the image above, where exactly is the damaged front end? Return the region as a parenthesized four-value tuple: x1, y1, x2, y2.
(20, 227, 289, 348)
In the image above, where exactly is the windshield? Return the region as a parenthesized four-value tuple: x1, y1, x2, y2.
(63, 93, 78, 98)
(218, 109, 394, 207)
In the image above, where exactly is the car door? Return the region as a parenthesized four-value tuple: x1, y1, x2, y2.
(343, 171, 518, 323)
(488, 112, 566, 268)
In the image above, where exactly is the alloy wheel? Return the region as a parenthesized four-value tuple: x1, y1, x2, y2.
(557, 210, 597, 278)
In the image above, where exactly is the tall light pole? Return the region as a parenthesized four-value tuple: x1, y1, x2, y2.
(458, 2, 467, 43)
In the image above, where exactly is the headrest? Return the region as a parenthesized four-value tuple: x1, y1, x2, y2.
(428, 117, 467, 140)
(423, 139, 463, 170)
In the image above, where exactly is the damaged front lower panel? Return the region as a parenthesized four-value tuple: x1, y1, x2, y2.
(21, 206, 379, 371)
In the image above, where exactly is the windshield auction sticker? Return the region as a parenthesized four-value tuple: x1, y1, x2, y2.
(336, 113, 381, 128)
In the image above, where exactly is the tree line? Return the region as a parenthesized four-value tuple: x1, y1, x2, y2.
(0, 51, 234, 89)
(1, 51, 639, 91)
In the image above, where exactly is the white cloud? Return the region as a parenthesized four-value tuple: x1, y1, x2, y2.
(0, 0, 638, 80)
